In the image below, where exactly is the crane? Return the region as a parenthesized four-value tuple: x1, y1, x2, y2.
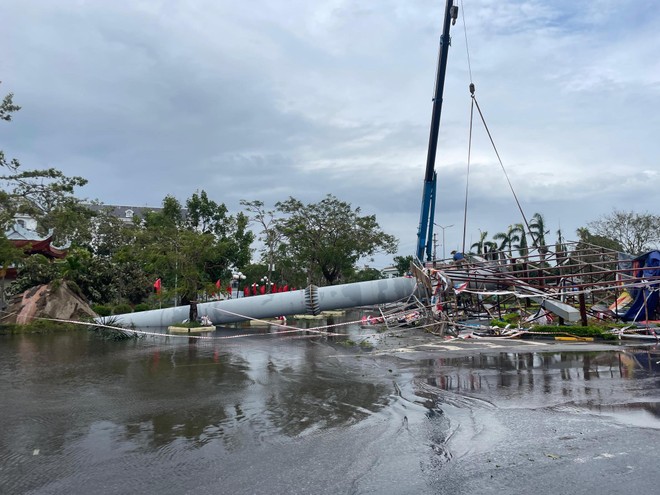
(416, 0, 458, 262)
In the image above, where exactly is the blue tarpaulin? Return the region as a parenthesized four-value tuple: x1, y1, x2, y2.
(622, 251, 660, 322)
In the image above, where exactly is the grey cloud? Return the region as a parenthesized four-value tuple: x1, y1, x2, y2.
(1, 0, 658, 265)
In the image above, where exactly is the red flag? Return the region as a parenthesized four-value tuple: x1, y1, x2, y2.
(215, 279, 221, 289)
(153, 278, 162, 294)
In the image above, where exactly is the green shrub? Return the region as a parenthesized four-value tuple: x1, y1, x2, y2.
(491, 312, 520, 328)
(65, 280, 85, 299)
(92, 305, 112, 317)
(0, 320, 82, 334)
(529, 325, 616, 340)
(112, 303, 133, 315)
(133, 303, 151, 313)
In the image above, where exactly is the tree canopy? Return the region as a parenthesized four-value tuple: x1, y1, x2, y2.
(1, 83, 89, 240)
(273, 195, 397, 286)
(587, 209, 660, 255)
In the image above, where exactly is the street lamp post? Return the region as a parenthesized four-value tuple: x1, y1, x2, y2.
(232, 271, 246, 298)
(434, 223, 454, 260)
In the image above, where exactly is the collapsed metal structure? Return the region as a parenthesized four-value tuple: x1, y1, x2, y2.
(427, 241, 658, 326)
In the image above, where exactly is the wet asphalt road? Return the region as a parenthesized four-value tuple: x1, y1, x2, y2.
(1, 321, 659, 494)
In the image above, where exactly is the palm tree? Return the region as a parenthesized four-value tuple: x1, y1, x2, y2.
(511, 223, 529, 257)
(554, 228, 567, 265)
(483, 240, 499, 260)
(529, 213, 551, 268)
(529, 212, 549, 250)
(493, 225, 520, 259)
(471, 230, 489, 255)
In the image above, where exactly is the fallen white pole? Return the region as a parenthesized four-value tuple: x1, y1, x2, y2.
(100, 277, 418, 328)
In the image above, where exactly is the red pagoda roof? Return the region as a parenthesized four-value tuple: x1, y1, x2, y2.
(11, 236, 66, 259)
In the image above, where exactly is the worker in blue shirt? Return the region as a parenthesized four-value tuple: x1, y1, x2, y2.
(451, 250, 464, 262)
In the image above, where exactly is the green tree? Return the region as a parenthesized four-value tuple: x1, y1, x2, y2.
(511, 223, 529, 257)
(344, 266, 383, 283)
(470, 230, 489, 255)
(8, 254, 60, 295)
(275, 195, 397, 286)
(575, 227, 623, 252)
(128, 193, 254, 304)
(493, 225, 520, 257)
(587, 209, 660, 255)
(0, 235, 23, 307)
(240, 199, 282, 284)
(528, 212, 551, 267)
(1, 84, 93, 302)
(187, 190, 230, 236)
(91, 207, 139, 258)
(393, 255, 414, 276)
(0, 85, 21, 121)
(1, 84, 88, 237)
(554, 228, 568, 265)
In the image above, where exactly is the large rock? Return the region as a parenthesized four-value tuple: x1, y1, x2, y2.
(1, 281, 96, 325)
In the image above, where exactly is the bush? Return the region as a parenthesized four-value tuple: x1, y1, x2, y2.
(112, 303, 133, 315)
(133, 303, 151, 313)
(0, 320, 83, 334)
(65, 280, 85, 299)
(490, 311, 520, 328)
(92, 305, 112, 317)
(529, 325, 617, 340)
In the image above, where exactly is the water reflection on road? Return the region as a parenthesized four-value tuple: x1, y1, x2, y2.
(415, 349, 660, 428)
(1, 319, 659, 494)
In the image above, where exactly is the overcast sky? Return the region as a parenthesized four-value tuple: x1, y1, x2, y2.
(2, 0, 659, 266)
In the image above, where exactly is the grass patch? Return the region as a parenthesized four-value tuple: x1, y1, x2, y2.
(0, 320, 87, 335)
(490, 312, 521, 328)
(90, 327, 141, 341)
(527, 325, 617, 340)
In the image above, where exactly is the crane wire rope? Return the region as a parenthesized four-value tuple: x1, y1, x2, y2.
(458, 0, 536, 251)
(470, 92, 535, 241)
(460, 0, 473, 254)
(462, 97, 474, 254)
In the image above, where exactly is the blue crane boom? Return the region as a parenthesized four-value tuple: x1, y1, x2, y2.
(416, 0, 458, 262)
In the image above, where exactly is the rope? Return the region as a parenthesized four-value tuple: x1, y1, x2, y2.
(462, 94, 474, 254)
(1, 308, 419, 343)
(460, 0, 474, 84)
(470, 92, 535, 240)
(456, 0, 473, 255)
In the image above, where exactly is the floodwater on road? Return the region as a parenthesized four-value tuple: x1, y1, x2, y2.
(1, 314, 659, 494)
